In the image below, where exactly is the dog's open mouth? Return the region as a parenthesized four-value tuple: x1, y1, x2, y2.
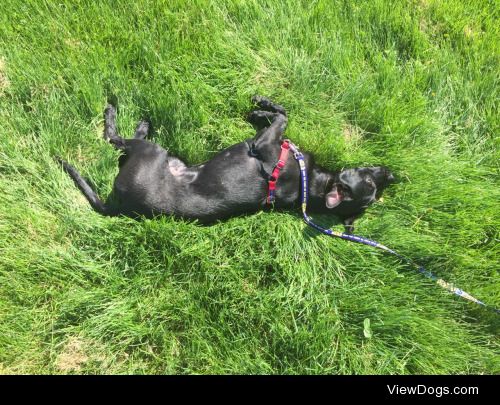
(326, 184, 345, 208)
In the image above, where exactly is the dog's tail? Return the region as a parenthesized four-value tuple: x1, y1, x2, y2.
(56, 157, 113, 216)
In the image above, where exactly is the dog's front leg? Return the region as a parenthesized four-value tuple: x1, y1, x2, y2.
(252, 111, 288, 148)
(247, 110, 279, 130)
(342, 214, 362, 234)
(249, 113, 288, 161)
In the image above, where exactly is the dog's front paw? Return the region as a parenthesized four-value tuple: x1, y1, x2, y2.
(252, 95, 276, 109)
(251, 95, 287, 116)
(251, 95, 269, 104)
(247, 110, 278, 127)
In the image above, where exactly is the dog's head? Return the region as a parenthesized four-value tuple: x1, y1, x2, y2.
(325, 166, 395, 217)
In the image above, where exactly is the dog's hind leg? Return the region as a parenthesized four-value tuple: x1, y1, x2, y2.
(56, 157, 114, 216)
(103, 104, 126, 150)
(133, 120, 150, 140)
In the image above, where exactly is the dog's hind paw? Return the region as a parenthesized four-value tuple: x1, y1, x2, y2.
(104, 104, 117, 118)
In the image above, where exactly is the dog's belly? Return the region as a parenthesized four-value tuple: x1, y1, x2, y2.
(178, 147, 268, 220)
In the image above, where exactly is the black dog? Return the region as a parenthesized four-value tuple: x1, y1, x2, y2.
(58, 97, 394, 233)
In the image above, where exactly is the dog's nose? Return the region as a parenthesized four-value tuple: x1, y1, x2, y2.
(386, 172, 396, 183)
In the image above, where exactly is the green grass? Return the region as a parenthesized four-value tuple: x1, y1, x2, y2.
(0, 0, 499, 374)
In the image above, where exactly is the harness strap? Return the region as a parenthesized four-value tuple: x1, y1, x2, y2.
(287, 141, 499, 315)
(267, 140, 290, 204)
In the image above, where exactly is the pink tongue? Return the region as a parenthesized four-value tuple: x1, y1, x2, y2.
(326, 188, 342, 208)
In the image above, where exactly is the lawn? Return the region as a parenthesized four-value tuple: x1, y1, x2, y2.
(0, 0, 498, 374)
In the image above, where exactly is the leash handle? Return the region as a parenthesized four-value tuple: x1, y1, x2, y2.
(288, 141, 499, 314)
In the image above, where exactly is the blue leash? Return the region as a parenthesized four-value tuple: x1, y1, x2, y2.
(287, 141, 499, 315)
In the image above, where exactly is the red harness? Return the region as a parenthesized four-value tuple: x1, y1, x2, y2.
(266, 140, 290, 204)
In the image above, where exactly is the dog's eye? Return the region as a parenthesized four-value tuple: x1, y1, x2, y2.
(365, 177, 376, 189)
(340, 183, 352, 195)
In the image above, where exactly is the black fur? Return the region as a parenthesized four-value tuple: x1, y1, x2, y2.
(58, 97, 395, 233)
